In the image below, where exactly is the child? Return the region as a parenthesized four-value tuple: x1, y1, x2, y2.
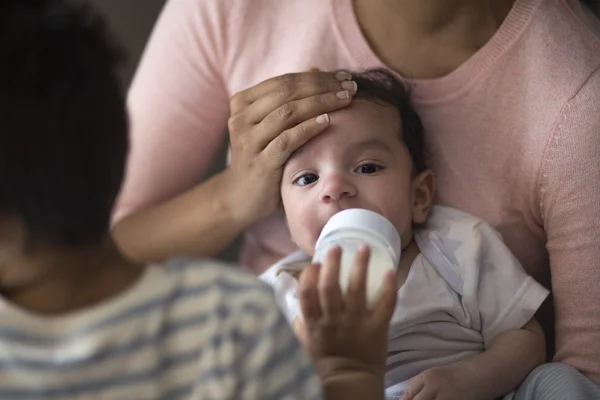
(0, 1, 395, 399)
(260, 69, 550, 400)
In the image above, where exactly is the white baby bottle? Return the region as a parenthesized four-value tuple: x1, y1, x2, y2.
(312, 209, 401, 307)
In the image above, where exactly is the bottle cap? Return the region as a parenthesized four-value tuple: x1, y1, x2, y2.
(316, 209, 401, 265)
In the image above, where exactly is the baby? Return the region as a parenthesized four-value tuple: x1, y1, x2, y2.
(261, 69, 549, 400)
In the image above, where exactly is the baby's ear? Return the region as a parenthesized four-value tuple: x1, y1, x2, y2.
(411, 170, 435, 224)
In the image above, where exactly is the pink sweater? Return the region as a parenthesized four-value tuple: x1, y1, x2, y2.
(117, 0, 600, 382)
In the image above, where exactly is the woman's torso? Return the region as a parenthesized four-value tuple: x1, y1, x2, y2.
(218, 0, 597, 286)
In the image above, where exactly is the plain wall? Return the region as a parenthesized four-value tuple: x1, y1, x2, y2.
(92, 0, 166, 85)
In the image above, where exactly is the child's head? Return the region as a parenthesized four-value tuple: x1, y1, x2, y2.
(281, 69, 434, 256)
(0, 0, 127, 249)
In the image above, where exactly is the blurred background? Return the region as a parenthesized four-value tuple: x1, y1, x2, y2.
(92, 0, 166, 85)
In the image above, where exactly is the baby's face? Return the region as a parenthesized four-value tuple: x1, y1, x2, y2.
(281, 99, 428, 256)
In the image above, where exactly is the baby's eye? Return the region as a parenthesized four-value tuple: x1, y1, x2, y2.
(355, 163, 383, 174)
(294, 173, 319, 186)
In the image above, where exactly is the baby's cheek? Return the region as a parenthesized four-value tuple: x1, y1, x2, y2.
(288, 212, 319, 255)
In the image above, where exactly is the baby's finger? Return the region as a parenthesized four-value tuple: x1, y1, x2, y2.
(346, 245, 370, 313)
(298, 263, 322, 321)
(319, 246, 344, 319)
(402, 374, 425, 400)
(411, 388, 435, 400)
(372, 269, 398, 327)
(292, 317, 308, 346)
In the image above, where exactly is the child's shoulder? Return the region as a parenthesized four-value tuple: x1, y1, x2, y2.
(159, 257, 280, 313)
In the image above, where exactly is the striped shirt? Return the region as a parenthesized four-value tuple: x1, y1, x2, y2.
(0, 259, 322, 399)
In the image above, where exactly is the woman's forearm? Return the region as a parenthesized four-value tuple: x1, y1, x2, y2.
(112, 169, 250, 263)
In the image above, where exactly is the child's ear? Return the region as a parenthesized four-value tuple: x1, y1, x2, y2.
(411, 170, 435, 224)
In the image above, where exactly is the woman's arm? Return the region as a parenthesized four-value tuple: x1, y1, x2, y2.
(113, 169, 248, 261)
(541, 68, 600, 383)
(112, 0, 236, 260)
(111, 0, 355, 262)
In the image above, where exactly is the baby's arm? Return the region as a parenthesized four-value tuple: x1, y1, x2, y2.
(405, 219, 548, 400)
(295, 246, 398, 400)
(404, 318, 545, 400)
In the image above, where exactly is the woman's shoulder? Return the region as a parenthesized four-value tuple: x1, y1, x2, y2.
(526, 0, 600, 77)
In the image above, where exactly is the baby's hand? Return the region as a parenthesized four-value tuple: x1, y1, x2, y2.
(403, 363, 479, 400)
(293, 245, 397, 379)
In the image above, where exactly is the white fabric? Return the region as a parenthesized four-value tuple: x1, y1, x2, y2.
(260, 206, 549, 396)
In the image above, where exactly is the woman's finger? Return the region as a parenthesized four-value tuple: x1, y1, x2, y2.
(319, 246, 344, 319)
(261, 112, 331, 168)
(248, 89, 351, 155)
(372, 269, 398, 327)
(230, 70, 352, 113)
(345, 246, 370, 314)
(246, 76, 357, 124)
(298, 263, 322, 321)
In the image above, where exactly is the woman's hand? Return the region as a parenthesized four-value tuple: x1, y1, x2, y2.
(226, 71, 357, 225)
(293, 245, 397, 399)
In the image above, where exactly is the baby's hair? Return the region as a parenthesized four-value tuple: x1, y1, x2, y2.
(0, 0, 127, 247)
(348, 69, 428, 173)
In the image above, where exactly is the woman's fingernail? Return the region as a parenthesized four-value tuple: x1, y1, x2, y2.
(315, 113, 329, 125)
(336, 90, 350, 100)
(341, 80, 358, 92)
(335, 71, 352, 81)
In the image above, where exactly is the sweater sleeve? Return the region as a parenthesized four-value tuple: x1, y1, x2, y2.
(540, 67, 600, 383)
(113, 0, 231, 222)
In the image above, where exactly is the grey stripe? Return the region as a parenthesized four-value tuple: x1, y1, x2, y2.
(247, 317, 302, 380)
(198, 309, 293, 382)
(0, 348, 202, 399)
(0, 276, 268, 346)
(0, 301, 268, 372)
(0, 314, 286, 399)
(269, 361, 320, 400)
(160, 384, 192, 400)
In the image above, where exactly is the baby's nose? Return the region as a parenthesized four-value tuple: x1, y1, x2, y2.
(319, 174, 357, 203)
